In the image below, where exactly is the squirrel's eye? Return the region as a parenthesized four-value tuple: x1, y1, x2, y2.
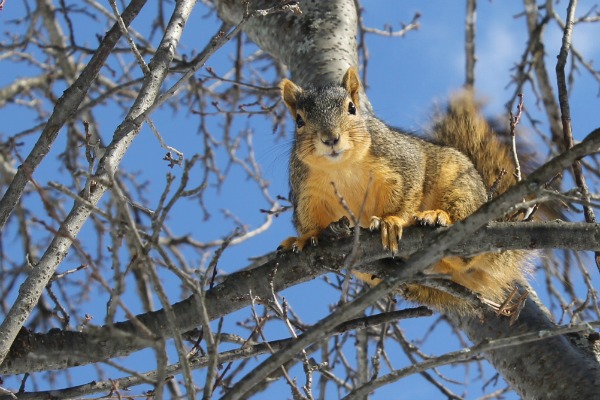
(296, 114, 305, 128)
(348, 102, 357, 115)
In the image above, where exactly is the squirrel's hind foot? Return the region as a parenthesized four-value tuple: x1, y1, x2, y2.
(481, 287, 529, 325)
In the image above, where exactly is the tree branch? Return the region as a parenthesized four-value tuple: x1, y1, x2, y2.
(0, 0, 192, 368)
(0, 0, 147, 230)
(2, 219, 599, 375)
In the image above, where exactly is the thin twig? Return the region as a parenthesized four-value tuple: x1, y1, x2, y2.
(509, 93, 524, 182)
(555, 0, 600, 273)
(344, 318, 600, 398)
(465, 0, 477, 88)
(108, 0, 150, 75)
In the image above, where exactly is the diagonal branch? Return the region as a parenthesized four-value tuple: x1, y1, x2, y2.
(0, 0, 148, 230)
(0, 0, 195, 368)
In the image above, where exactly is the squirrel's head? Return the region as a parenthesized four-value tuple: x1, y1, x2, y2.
(279, 67, 370, 167)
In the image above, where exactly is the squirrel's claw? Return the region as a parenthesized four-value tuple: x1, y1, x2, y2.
(292, 235, 318, 253)
(414, 210, 452, 227)
(369, 216, 382, 231)
(370, 215, 408, 255)
(278, 234, 318, 253)
(277, 236, 296, 253)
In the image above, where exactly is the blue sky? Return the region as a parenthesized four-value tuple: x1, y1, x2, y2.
(1, 1, 599, 399)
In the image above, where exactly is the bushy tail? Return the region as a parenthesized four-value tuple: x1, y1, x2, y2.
(429, 92, 533, 314)
(431, 91, 517, 198)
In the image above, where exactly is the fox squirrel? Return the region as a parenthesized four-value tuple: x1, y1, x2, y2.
(278, 67, 527, 314)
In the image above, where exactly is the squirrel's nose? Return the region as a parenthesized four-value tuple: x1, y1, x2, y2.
(321, 135, 340, 147)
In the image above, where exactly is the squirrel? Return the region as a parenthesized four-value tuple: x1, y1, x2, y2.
(278, 67, 528, 315)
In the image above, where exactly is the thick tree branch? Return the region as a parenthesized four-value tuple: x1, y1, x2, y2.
(451, 296, 600, 399)
(2, 219, 599, 375)
(465, 0, 477, 88)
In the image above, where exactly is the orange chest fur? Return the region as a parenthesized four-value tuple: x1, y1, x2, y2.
(301, 155, 400, 228)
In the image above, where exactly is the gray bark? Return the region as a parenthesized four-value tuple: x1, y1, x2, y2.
(453, 301, 600, 399)
(213, 0, 374, 112)
(214, 0, 358, 86)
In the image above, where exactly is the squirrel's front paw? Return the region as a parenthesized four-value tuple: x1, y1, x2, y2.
(413, 210, 452, 227)
(369, 216, 408, 254)
(278, 235, 318, 253)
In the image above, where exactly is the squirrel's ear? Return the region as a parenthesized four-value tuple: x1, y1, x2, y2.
(280, 79, 301, 115)
(342, 67, 361, 107)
